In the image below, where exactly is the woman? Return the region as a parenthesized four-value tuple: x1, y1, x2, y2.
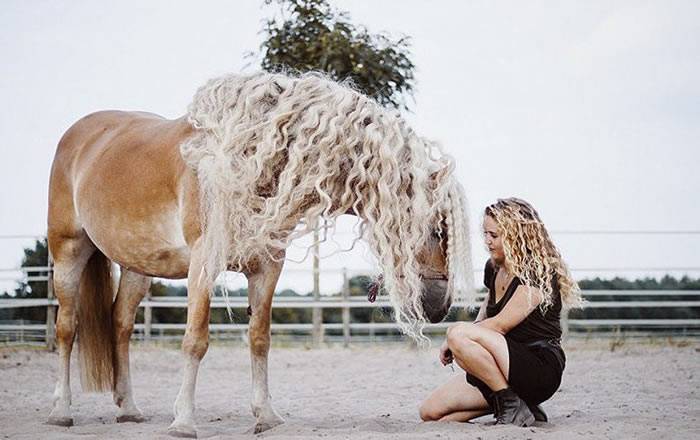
(419, 198, 581, 426)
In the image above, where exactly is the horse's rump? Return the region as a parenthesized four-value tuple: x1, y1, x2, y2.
(49, 110, 196, 278)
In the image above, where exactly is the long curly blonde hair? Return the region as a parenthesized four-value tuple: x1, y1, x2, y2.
(179, 71, 474, 339)
(485, 198, 581, 309)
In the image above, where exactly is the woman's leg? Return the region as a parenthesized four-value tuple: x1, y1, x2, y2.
(444, 324, 537, 426)
(439, 409, 491, 422)
(419, 374, 490, 422)
(446, 323, 510, 392)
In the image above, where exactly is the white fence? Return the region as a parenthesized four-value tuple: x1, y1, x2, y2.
(2, 228, 700, 347)
(1, 266, 699, 346)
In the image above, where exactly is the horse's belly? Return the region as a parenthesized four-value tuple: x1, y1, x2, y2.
(76, 182, 190, 278)
(74, 161, 192, 279)
(83, 206, 192, 279)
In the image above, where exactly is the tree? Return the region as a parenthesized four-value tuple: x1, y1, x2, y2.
(0, 238, 49, 322)
(251, 0, 416, 110)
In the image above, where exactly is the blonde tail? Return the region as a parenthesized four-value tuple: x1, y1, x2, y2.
(77, 250, 115, 392)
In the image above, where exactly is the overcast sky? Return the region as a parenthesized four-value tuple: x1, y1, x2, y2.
(1, 0, 699, 294)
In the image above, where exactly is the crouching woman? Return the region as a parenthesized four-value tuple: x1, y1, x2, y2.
(420, 198, 581, 426)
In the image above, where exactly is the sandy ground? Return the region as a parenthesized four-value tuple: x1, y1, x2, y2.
(0, 339, 698, 440)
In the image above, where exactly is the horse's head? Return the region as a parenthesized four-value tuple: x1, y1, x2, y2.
(415, 226, 451, 323)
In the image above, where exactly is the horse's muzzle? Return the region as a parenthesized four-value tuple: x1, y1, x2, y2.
(421, 279, 451, 323)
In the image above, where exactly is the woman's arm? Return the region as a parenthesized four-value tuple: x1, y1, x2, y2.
(473, 293, 489, 323)
(475, 285, 543, 335)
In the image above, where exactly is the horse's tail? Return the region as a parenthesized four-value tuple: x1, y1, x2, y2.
(77, 249, 116, 392)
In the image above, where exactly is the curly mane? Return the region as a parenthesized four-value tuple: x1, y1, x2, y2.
(180, 71, 474, 338)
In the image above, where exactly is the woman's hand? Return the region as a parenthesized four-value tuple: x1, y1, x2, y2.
(439, 339, 453, 366)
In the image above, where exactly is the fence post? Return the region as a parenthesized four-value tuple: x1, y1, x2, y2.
(144, 288, 152, 342)
(562, 308, 570, 342)
(342, 267, 350, 347)
(311, 228, 323, 347)
(46, 250, 56, 351)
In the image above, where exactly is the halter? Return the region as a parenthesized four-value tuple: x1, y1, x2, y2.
(367, 273, 449, 302)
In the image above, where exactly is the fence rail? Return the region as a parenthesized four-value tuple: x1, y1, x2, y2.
(3, 230, 700, 346)
(2, 289, 699, 346)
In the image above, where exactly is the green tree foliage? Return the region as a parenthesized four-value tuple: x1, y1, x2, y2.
(0, 238, 48, 322)
(570, 276, 700, 324)
(578, 276, 700, 290)
(252, 0, 415, 110)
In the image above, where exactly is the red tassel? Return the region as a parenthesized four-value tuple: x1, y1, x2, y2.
(368, 275, 383, 303)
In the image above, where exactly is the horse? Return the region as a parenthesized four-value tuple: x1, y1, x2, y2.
(46, 71, 474, 437)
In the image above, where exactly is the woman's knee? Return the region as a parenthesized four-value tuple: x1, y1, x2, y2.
(447, 323, 479, 349)
(419, 400, 441, 421)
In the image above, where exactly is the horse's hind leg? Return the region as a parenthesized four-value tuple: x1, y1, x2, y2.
(47, 232, 95, 426)
(112, 269, 151, 423)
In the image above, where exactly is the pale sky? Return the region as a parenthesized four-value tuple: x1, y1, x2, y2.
(1, 0, 699, 294)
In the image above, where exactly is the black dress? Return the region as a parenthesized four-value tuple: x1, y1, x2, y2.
(466, 259, 566, 405)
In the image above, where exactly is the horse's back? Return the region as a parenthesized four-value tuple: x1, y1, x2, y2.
(50, 111, 163, 186)
(48, 110, 199, 278)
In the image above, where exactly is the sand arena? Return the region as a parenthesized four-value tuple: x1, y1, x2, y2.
(0, 339, 697, 439)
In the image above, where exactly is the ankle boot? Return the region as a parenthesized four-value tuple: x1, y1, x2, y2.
(527, 403, 547, 422)
(486, 391, 546, 423)
(492, 388, 535, 427)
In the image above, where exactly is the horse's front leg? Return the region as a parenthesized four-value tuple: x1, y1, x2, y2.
(247, 257, 285, 433)
(112, 269, 151, 423)
(168, 243, 212, 438)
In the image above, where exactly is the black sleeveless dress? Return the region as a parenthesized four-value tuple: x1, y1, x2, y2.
(466, 259, 566, 405)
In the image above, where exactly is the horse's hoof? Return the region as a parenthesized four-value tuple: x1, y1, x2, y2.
(167, 424, 197, 438)
(117, 414, 146, 423)
(47, 416, 74, 427)
(248, 418, 284, 434)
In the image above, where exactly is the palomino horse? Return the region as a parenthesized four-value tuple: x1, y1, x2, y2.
(46, 72, 473, 437)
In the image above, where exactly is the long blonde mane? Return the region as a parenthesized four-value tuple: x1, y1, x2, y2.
(180, 71, 474, 339)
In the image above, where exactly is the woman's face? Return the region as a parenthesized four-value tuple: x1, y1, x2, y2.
(483, 215, 505, 265)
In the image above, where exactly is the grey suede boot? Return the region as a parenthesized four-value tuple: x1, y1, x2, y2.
(485, 389, 546, 423)
(527, 403, 548, 423)
(492, 388, 536, 427)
